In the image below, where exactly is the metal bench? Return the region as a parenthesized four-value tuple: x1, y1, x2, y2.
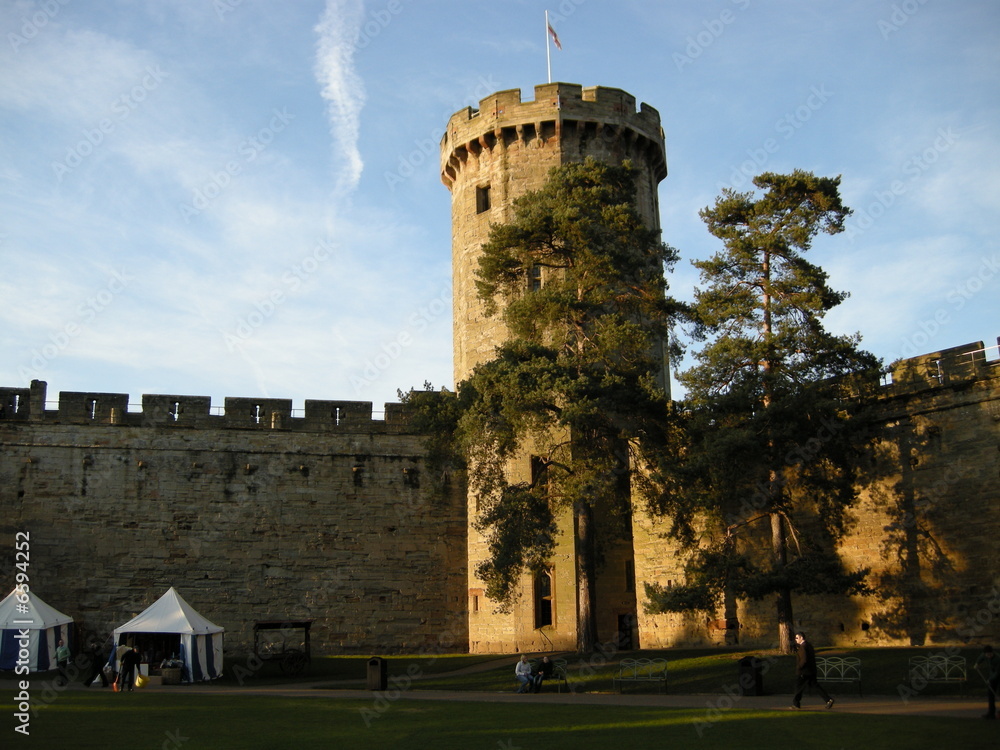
(528, 657, 570, 693)
(816, 656, 862, 696)
(613, 658, 668, 693)
(909, 655, 966, 693)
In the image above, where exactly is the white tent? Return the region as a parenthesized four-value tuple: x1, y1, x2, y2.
(112, 587, 224, 682)
(0, 587, 74, 672)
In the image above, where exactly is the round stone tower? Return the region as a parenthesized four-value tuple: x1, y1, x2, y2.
(441, 82, 668, 386)
(441, 82, 669, 653)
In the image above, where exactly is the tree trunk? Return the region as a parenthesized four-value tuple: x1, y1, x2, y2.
(761, 248, 797, 651)
(771, 510, 795, 652)
(575, 499, 598, 653)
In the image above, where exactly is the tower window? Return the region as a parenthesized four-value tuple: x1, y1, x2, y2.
(476, 184, 491, 214)
(530, 454, 548, 489)
(529, 264, 542, 292)
(534, 569, 554, 628)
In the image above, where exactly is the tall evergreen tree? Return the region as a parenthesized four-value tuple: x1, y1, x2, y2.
(460, 158, 680, 652)
(645, 170, 880, 652)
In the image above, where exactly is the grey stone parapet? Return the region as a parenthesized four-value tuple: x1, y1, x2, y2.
(0, 380, 417, 432)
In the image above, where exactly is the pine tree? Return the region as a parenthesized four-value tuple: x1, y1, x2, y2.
(645, 170, 881, 652)
(460, 158, 680, 652)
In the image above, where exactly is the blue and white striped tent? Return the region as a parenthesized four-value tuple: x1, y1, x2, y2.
(111, 587, 223, 682)
(0, 587, 74, 672)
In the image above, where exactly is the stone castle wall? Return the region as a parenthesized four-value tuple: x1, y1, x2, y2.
(4, 73, 995, 659)
(633, 340, 1000, 648)
(0, 382, 468, 656)
(1, 341, 996, 658)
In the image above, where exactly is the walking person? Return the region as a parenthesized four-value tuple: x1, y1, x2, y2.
(974, 644, 1000, 719)
(55, 638, 71, 686)
(791, 632, 834, 710)
(83, 643, 110, 688)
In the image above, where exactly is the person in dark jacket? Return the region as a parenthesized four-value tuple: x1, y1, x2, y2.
(791, 632, 834, 709)
(532, 655, 554, 693)
(116, 647, 142, 692)
(83, 643, 109, 687)
(974, 644, 1000, 719)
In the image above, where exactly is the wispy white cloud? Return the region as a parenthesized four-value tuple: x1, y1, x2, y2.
(314, 0, 366, 200)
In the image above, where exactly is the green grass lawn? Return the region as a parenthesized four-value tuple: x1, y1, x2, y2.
(5, 645, 982, 698)
(405, 645, 987, 698)
(5, 692, 994, 750)
(215, 651, 503, 686)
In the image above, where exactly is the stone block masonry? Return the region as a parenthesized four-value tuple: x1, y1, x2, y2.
(0, 382, 468, 656)
(633, 340, 1000, 649)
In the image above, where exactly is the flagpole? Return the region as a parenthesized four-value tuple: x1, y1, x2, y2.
(545, 10, 552, 83)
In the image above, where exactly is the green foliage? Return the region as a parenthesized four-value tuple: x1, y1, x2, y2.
(461, 159, 681, 626)
(648, 171, 882, 644)
(398, 382, 469, 492)
(646, 540, 870, 615)
(473, 482, 558, 609)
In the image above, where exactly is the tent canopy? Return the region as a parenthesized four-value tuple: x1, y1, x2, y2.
(0, 587, 73, 630)
(112, 587, 224, 682)
(116, 587, 223, 635)
(0, 587, 74, 672)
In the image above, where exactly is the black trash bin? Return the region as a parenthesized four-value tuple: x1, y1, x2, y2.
(367, 656, 387, 691)
(738, 656, 764, 696)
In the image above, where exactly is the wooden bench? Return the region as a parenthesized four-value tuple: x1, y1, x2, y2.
(816, 656, 862, 696)
(613, 658, 668, 693)
(909, 655, 966, 693)
(528, 658, 570, 693)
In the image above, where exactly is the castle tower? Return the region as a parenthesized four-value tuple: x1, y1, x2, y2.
(441, 83, 669, 653)
(442, 82, 668, 386)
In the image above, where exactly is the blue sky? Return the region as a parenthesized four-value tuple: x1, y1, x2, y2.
(1, 0, 997, 415)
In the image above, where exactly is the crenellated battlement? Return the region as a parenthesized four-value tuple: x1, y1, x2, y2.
(3, 340, 994, 432)
(0, 380, 413, 432)
(880, 339, 1000, 398)
(440, 82, 667, 189)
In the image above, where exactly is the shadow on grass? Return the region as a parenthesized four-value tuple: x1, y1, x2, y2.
(5, 692, 992, 750)
(406, 646, 986, 698)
